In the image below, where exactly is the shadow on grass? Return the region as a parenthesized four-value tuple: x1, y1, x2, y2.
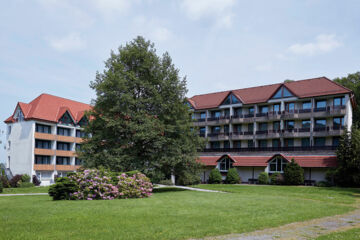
(152, 187, 187, 194)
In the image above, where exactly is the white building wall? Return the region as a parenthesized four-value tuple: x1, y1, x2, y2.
(6, 121, 35, 177)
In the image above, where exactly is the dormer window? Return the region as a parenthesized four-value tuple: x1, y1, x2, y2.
(221, 94, 241, 105)
(219, 156, 233, 172)
(268, 156, 288, 173)
(78, 116, 88, 127)
(272, 86, 294, 99)
(14, 107, 24, 122)
(59, 111, 74, 125)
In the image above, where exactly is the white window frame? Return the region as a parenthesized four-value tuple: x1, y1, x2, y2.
(268, 156, 288, 173)
(218, 157, 233, 172)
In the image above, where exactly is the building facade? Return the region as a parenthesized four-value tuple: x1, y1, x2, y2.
(187, 77, 355, 183)
(4, 94, 91, 186)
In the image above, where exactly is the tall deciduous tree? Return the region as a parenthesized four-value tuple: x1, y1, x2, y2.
(80, 36, 204, 182)
(334, 127, 360, 187)
(334, 72, 360, 125)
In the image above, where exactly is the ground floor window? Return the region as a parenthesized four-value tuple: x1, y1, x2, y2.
(268, 156, 288, 173)
(219, 157, 233, 172)
(36, 171, 52, 180)
(35, 155, 51, 164)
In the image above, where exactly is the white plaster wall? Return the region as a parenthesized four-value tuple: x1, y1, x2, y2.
(345, 94, 353, 131)
(6, 121, 34, 176)
(236, 167, 265, 182)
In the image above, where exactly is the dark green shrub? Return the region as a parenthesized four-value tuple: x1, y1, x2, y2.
(225, 168, 240, 184)
(21, 174, 31, 183)
(125, 170, 141, 176)
(270, 172, 284, 185)
(159, 179, 173, 185)
(0, 176, 10, 188)
(19, 182, 35, 188)
(283, 159, 304, 185)
(147, 170, 165, 184)
(177, 171, 201, 186)
(48, 177, 78, 200)
(316, 181, 332, 187)
(0, 180, 3, 193)
(208, 168, 222, 184)
(10, 175, 23, 188)
(258, 172, 269, 184)
(325, 169, 336, 186)
(32, 175, 41, 186)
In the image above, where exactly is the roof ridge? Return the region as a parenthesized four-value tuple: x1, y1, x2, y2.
(39, 93, 91, 106)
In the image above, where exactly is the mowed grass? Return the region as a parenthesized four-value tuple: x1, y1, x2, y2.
(0, 186, 358, 240)
(1, 186, 49, 194)
(316, 228, 360, 239)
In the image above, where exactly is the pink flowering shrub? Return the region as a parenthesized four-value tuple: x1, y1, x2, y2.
(69, 169, 119, 200)
(117, 173, 153, 199)
(58, 169, 153, 201)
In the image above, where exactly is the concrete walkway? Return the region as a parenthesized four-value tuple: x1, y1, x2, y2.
(196, 207, 360, 240)
(156, 184, 225, 193)
(0, 193, 48, 196)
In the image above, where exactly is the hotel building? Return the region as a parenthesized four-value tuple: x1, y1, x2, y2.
(4, 94, 91, 186)
(187, 77, 355, 183)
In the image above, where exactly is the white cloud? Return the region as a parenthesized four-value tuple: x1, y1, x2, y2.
(150, 27, 172, 42)
(91, 0, 131, 17)
(132, 16, 173, 43)
(181, 0, 236, 28)
(47, 33, 86, 52)
(288, 34, 342, 56)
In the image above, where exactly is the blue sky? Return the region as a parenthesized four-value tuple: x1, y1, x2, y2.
(1, 0, 360, 162)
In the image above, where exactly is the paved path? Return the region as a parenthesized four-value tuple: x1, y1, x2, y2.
(196, 208, 360, 240)
(156, 184, 225, 193)
(0, 193, 48, 196)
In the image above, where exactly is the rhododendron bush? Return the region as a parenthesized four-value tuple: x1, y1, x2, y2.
(49, 169, 152, 200)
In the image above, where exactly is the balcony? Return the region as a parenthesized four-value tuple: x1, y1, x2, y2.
(207, 116, 231, 125)
(202, 145, 337, 152)
(75, 137, 84, 144)
(193, 118, 207, 127)
(231, 114, 255, 123)
(56, 150, 76, 157)
(267, 111, 282, 120)
(34, 132, 56, 141)
(34, 164, 55, 171)
(57, 135, 75, 142)
(230, 131, 253, 140)
(207, 132, 230, 140)
(34, 148, 55, 156)
(56, 165, 76, 171)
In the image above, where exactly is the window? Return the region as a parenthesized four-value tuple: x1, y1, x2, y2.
(7, 125, 11, 135)
(75, 158, 83, 165)
(272, 139, 280, 148)
(14, 107, 24, 121)
(316, 100, 327, 108)
(211, 126, 220, 133)
(248, 107, 254, 114)
(333, 137, 340, 146)
(234, 107, 242, 116)
(199, 127, 206, 134)
(301, 138, 310, 147)
(233, 140, 241, 148)
(57, 127, 71, 136)
(57, 142, 71, 151)
(284, 138, 294, 147)
(35, 140, 51, 149)
(224, 109, 230, 117)
(210, 141, 220, 149)
(273, 104, 280, 112)
(334, 96, 345, 106)
(302, 101, 312, 109)
(272, 86, 294, 99)
(76, 130, 86, 138)
(233, 124, 241, 133)
(7, 156, 10, 168)
(36, 124, 51, 134)
(285, 102, 295, 112)
(260, 106, 268, 113)
(259, 140, 267, 148)
(285, 120, 295, 129)
(78, 117, 88, 127)
(224, 125, 230, 133)
(8, 141, 11, 150)
(76, 144, 81, 151)
(302, 120, 311, 128)
(223, 141, 230, 149)
(59, 112, 74, 125)
(269, 156, 288, 173)
(211, 111, 221, 118)
(247, 123, 254, 132)
(333, 117, 344, 127)
(314, 137, 326, 146)
(35, 155, 51, 164)
(221, 94, 240, 105)
(259, 122, 268, 131)
(273, 121, 280, 131)
(56, 157, 71, 165)
(200, 112, 206, 119)
(248, 140, 254, 148)
(219, 157, 233, 172)
(315, 119, 326, 128)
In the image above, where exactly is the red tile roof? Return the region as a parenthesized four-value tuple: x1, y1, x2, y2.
(4, 93, 92, 124)
(198, 154, 337, 168)
(188, 77, 352, 110)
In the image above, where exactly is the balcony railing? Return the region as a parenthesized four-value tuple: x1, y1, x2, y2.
(202, 146, 338, 152)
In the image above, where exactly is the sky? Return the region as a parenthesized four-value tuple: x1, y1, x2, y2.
(1, 0, 360, 162)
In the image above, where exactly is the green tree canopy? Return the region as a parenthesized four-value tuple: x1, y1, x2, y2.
(334, 72, 360, 124)
(80, 36, 204, 180)
(334, 126, 360, 187)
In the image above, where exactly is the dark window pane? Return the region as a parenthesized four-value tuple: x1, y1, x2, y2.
(272, 87, 283, 99)
(314, 137, 326, 146)
(283, 87, 293, 97)
(260, 106, 268, 113)
(302, 102, 311, 109)
(315, 119, 326, 128)
(301, 138, 310, 147)
(248, 107, 254, 114)
(273, 104, 280, 112)
(259, 140, 267, 148)
(248, 140, 254, 148)
(302, 120, 311, 128)
(272, 139, 280, 147)
(316, 100, 326, 108)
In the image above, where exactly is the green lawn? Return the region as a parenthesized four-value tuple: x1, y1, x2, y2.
(0, 185, 358, 240)
(1, 186, 49, 194)
(316, 228, 360, 239)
